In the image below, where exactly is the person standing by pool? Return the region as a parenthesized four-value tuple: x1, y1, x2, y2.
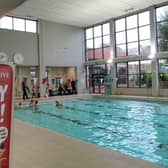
(22, 80, 29, 100)
(71, 79, 77, 94)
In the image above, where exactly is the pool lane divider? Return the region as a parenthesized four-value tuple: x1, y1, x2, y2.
(34, 110, 168, 150)
(59, 105, 167, 129)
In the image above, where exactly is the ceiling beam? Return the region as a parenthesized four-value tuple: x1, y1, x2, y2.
(0, 0, 26, 18)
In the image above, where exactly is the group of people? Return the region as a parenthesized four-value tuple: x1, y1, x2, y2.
(22, 78, 77, 100)
(18, 99, 38, 111)
(57, 79, 77, 96)
(18, 99, 61, 111)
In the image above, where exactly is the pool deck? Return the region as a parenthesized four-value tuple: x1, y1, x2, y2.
(13, 119, 163, 168)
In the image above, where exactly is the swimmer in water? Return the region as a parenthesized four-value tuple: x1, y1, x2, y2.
(56, 100, 62, 108)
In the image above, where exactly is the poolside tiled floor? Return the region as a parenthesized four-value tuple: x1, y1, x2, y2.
(13, 119, 162, 168)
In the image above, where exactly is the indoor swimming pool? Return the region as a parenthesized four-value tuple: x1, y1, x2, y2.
(14, 97, 168, 167)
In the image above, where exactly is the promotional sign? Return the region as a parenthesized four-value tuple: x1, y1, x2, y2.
(0, 64, 14, 168)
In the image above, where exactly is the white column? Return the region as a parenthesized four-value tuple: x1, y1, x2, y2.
(150, 7, 159, 96)
(38, 20, 46, 97)
(110, 19, 117, 94)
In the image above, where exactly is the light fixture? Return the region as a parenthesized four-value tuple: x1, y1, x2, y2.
(148, 54, 155, 59)
(107, 59, 113, 64)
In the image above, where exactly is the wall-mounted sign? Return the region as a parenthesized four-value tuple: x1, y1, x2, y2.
(0, 64, 14, 168)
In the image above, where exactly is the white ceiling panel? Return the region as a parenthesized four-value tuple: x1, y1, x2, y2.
(9, 0, 168, 27)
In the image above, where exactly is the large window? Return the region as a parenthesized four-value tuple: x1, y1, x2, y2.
(85, 22, 110, 61)
(115, 11, 150, 57)
(156, 5, 168, 52)
(0, 16, 37, 33)
(116, 63, 127, 87)
(159, 58, 168, 88)
(0, 16, 12, 30)
(116, 60, 152, 88)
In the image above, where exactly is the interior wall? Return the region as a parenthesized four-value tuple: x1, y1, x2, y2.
(0, 29, 38, 65)
(39, 20, 85, 93)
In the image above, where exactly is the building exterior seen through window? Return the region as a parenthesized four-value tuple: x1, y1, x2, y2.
(156, 5, 168, 52)
(115, 11, 150, 57)
(116, 60, 152, 88)
(85, 22, 111, 61)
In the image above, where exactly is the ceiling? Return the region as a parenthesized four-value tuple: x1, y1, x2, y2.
(9, 0, 168, 27)
(0, 0, 26, 18)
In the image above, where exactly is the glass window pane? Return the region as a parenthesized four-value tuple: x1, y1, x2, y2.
(26, 20, 36, 33)
(156, 5, 168, 22)
(94, 25, 102, 37)
(157, 38, 168, 52)
(116, 31, 126, 44)
(159, 58, 168, 72)
(95, 48, 103, 59)
(94, 37, 102, 48)
(128, 42, 139, 55)
(0, 16, 12, 29)
(141, 60, 152, 73)
(86, 39, 93, 49)
(116, 44, 126, 57)
(115, 18, 125, 32)
(159, 58, 168, 88)
(139, 25, 150, 40)
(140, 40, 150, 56)
(157, 22, 168, 37)
(128, 61, 139, 74)
(128, 74, 139, 87)
(86, 50, 94, 60)
(139, 11, 150, 26)
(103, 47, 111, 60)
(103, 35, 110, 47)
(117, 63, 127, 87)
(103, 23, 110, 35)
(117, 63, 127, 75)
(86, 28, 93, 39)
(14, 18, 25, 31)
(127, 29, 138, 42)
(126, 14, 137, 29)
(157, 21, 168, 51)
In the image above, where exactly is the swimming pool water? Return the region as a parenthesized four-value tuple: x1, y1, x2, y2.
(14, 97, 168, 167)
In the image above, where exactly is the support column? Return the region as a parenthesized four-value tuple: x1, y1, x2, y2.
(150, 7, 159, 96)
(38, 20, 46, 97)
(110, 19, 117, 95)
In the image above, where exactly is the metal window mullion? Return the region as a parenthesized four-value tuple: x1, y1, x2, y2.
(125, 17, 128, 56)
(101, 25, 104, 59)
(137, 14, 141, 56)
(93, 27, 95, 60)
(126, 62, 129, 87)
(84, 29, 87, 61)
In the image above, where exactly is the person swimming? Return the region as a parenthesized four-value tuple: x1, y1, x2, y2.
(34, 100, 38, 110)
(55, 100, 62, 108)
(29, 99, 34, 107)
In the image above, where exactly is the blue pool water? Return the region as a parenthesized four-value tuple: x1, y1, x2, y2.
(14, 97, 168, 167)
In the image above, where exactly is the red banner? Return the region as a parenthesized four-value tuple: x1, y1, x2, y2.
(0, 64, 14, 168)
